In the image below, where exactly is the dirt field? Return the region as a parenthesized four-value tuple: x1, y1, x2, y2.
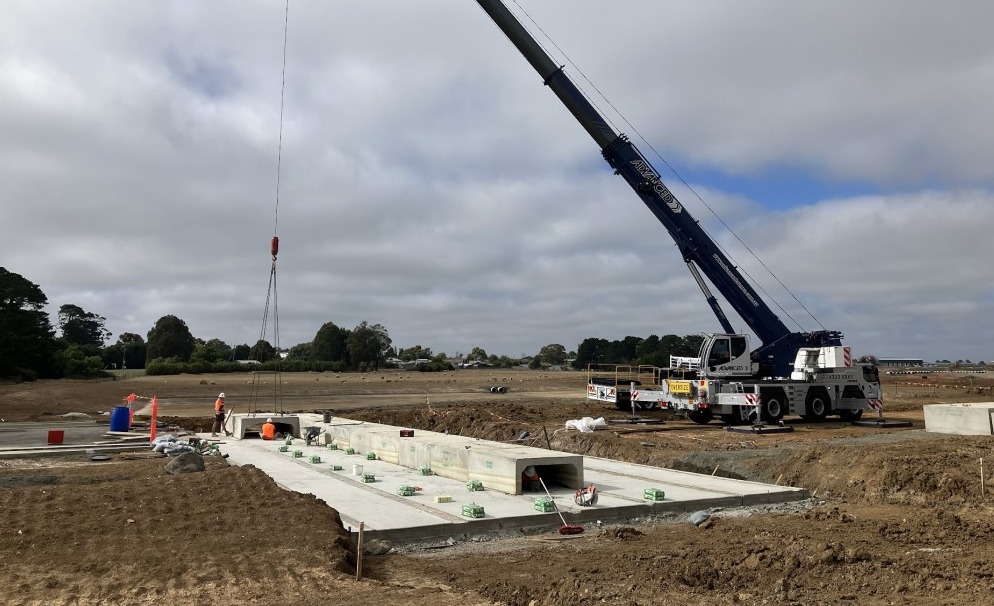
(3, 368, 994, 605)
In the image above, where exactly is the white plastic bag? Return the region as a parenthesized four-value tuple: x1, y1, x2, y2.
(565, 416, 607, 432)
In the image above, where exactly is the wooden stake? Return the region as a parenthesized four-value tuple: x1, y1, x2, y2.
(711, 465, 719, 476)
(543, 425, 551, 450)
(355, 521, 365, 582)
(981, 458, 985, 498)
(775, 473, 784, 486)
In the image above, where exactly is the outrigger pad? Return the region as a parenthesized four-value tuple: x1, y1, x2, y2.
(726, 424, 794, 434)
(854, 409, 913, 428)
(854, 419, 913, 428)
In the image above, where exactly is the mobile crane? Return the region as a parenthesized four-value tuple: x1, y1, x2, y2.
(474, 0, 882, 424)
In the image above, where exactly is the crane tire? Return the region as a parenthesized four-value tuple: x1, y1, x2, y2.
(687, 410, 713, 425)
(804, 389, 830, 422)
(760, 391, 786, 422)
(839, 409, 863, 422)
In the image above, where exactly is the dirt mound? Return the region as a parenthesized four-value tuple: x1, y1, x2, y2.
(7, 370, 994, 605)
(391, 502, 994, 606)
(342, 401, 994, 510)
(0, 457, 354, 605)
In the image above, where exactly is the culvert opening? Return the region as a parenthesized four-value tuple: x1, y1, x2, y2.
(522, 463, 581, 494)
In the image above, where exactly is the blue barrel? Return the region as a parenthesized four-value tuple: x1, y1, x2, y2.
(109, 406, 131, 432)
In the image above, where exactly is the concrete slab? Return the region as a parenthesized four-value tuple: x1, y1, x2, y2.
(924, 402, 994, 435)
(0, 421, 158, 458)
(218, 418, 808, 544)
(231, 413, 584, 495)
(0, 442, 153, 459)
(0, 421, 113, 448)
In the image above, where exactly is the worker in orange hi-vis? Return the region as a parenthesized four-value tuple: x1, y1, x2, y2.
(211, 392, 226, 437)
(260, 418, 276, 440)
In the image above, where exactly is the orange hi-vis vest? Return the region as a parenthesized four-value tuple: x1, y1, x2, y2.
(261, 423, 276, 440)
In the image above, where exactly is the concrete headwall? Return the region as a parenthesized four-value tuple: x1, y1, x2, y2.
(923, 403, 994, 436)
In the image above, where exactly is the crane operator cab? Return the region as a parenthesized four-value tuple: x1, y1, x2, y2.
(700, 334, 757, 378)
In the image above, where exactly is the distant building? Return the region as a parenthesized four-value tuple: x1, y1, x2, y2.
(877, 357, 924, 367)
(386, 357, 436, 369)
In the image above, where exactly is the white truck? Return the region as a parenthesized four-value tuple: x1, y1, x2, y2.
(587, 335, 882, 424)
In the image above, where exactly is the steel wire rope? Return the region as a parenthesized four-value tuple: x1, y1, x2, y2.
(251, 0, 291, 417)
(507, 1, 823, 333)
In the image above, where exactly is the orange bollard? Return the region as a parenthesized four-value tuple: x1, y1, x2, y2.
(149, 395, 159, 443)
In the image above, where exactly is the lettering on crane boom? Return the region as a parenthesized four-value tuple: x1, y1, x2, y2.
(667, 380, 692, 394)
(630, 160, 682, 213)
(712, 253, 760, 307)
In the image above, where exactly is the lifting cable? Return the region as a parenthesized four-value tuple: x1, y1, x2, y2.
(250, 0, 291, 417)
(509, 0, 824, 333)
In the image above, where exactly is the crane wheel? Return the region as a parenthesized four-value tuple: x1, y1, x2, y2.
(804, 390, 830, 422)
(687, 410, 713, 425)
(839, 409, 863, 422)
(760, 391, 786, 422)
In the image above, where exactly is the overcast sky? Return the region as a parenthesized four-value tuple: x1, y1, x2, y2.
(2, 1, 993, 363)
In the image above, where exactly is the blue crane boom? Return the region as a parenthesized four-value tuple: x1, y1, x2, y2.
(474, 0, 842, 377)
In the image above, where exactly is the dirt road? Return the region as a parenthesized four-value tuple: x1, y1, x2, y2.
(2, 369, 994, 605)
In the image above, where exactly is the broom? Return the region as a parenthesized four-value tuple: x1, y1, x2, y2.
(538, 477, 584, 535)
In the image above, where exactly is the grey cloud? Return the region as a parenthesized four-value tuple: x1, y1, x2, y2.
(2, 1, 992, 363)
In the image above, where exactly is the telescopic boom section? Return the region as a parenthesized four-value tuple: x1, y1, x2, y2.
(474, 0, 795, 348)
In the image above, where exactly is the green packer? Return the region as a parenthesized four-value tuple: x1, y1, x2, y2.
(461, 503, 485, 518)
(309, 455, 322, 464)
(365, 452, 377, 460)
(534, 497, 556, 513)
(345, 448, 356, 455)
(331, 465, 344, 471)
(361, 473, 376, 483)
(396, 485, 416, 497)
(466, 479, 484, 492)
(277, 445, 289, 453)
(643, 488, 666, 501)
(417, 467, 433, 476)
(292, 450, 303, 458)
(326, 443, 338, 450)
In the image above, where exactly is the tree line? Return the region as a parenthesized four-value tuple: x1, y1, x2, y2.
(1, 266, 705, 380)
